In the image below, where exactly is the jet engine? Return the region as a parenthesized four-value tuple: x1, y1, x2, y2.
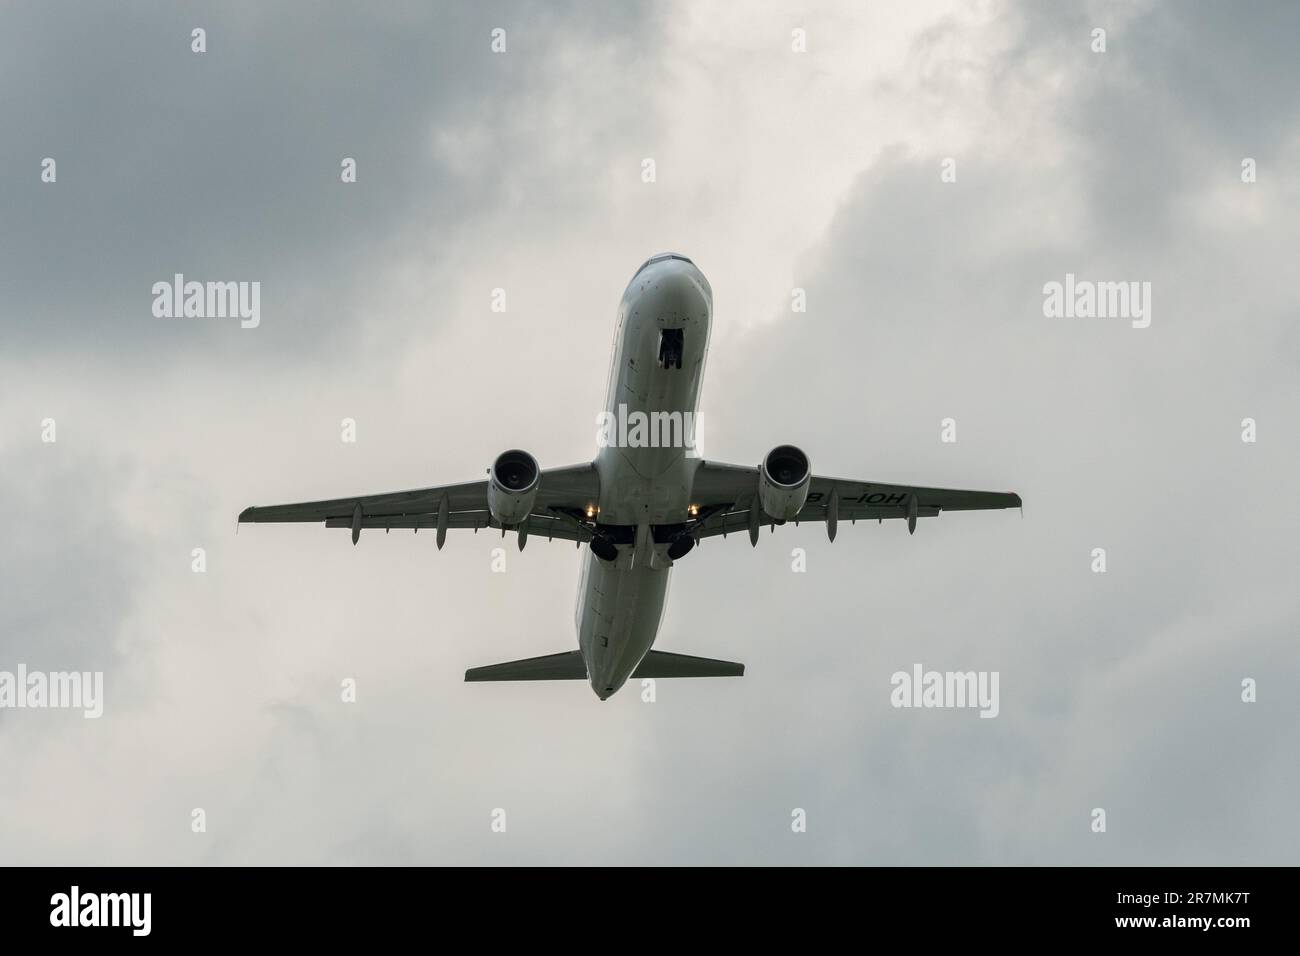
(758, 444, 811, 520)
(487, 449, 540, 526)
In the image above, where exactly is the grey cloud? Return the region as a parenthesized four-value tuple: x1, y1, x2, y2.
(0, 0, 657, 360)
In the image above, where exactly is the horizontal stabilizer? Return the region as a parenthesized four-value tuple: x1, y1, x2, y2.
(631, 650, 744, 679)
(464, 649, 744, 682)
(465, 651, 586, 682)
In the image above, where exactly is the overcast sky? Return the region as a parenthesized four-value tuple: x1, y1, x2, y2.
(2, 0, 1297, 865)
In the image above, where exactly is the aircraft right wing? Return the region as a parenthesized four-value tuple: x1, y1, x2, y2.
(687, 461, 1021, 542)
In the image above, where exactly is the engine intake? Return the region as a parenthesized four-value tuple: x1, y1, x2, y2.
(758, 444, 811, 520)
(488, 449, 540, 526)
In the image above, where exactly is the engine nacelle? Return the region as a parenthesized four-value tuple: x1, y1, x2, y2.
(758, 444, 811, 521)
(487, 449, 540, 526)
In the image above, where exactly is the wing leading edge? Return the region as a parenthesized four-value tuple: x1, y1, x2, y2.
(238, 462, 601, 546)
(687, 461, 1020, 542)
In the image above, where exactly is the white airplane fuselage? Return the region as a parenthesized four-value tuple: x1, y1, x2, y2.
(576, 254, 713, 699)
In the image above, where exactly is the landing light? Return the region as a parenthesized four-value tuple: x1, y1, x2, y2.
(586, 505, 596, 518)
(688, 504, 699, 517)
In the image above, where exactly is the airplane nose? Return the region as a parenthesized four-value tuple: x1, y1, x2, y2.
(641, 261, 711, 330)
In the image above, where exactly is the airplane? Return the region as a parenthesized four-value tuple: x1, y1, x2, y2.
(239, 252, 1021, 700)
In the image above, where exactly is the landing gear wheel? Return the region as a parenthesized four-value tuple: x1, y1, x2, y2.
(666, 532, 695, 560)
(589, 535, 617, 562)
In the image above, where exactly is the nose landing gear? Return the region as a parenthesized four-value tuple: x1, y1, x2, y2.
(658, 328, 684, 370)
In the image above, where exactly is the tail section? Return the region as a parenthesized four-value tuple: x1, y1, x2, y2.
(632, 650, 744, 678)
(464, 649, 743, 682)
(465, 651, 586, 682)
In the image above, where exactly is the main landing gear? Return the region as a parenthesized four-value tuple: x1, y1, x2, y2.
(587, 526, 697, 563)
(589, 534, 618, 562)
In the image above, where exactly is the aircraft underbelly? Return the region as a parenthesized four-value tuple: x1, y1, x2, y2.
(574, 257, 711, 698)
(577, 550, 670, 697)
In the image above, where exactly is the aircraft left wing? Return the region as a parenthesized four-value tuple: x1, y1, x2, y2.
(687, 461, 1020, 541)
(238, 462, 601, 546)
